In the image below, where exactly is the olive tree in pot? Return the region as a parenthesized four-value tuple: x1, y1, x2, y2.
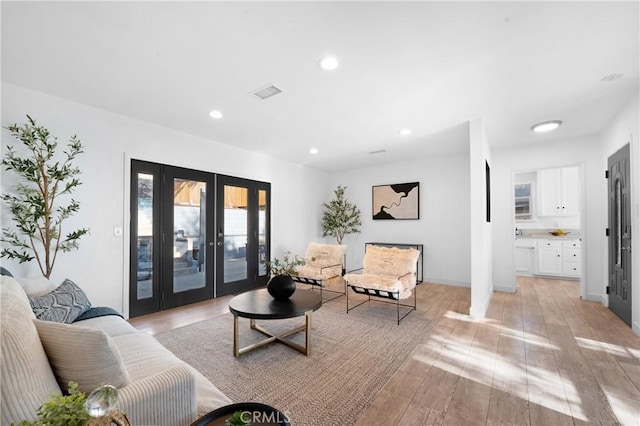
(1, 115, 89, 278)
(321, 185, 361, 244)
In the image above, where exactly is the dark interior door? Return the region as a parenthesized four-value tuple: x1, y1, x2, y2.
(608, 144, 632, 326)
(215, 175, 270, 296)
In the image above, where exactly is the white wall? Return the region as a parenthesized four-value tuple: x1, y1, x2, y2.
(492, 135, 605, 302)
(469, 119, 493, 319)
(330, 142, 471, 287)
(1, 83, 329, 315)
(600, 93, 640, 335)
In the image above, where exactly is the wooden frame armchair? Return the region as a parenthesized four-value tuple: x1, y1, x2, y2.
(344, 245, 420, 324)
(292, 243, 346, 302)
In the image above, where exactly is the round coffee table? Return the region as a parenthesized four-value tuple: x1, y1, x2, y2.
(228, 288, 322, 357)
(190, 402, 290, 426)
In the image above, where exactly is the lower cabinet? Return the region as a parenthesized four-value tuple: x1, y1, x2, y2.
(515, 239, 536, 275)
(536, 240, 562, 275)
(533, 238, 581, 278)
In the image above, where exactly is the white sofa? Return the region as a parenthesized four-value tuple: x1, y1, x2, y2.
(0, 276, 231, 426)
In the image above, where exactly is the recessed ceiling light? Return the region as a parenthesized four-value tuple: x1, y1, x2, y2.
(601, 73, 623, 82)
(318, 56, 339, 71)
(399, 128, 412, 136)
(209, 110, 223, 119)
(309, 148, 319, 155)
(531, 120, 562, 133)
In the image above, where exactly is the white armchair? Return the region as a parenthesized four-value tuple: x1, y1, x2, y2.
(343, 245, 420, 324)
(292, 243, 346, 302)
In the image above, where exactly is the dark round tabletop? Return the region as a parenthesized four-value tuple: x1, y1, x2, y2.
(229, 288, 322, 320)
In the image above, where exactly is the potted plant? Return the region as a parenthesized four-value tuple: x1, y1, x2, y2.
(321, 185, 361, 244)
(12, 382, 89, 426)
(260, 252, 306, 300)
(1, 115, 89, 278)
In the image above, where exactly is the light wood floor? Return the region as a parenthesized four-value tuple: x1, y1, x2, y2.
(128, 278, 640, 425)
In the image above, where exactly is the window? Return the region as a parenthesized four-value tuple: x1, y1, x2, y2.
(515, 183, 533, 220)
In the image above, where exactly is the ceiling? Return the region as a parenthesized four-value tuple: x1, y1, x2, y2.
(2, 1, 638, 172)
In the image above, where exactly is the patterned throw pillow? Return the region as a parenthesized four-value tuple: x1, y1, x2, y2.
(29, 279, 92, 323)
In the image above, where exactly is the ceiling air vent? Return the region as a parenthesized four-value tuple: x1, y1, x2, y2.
(251, 84, 283, 100)
(369, 149, 387, 155)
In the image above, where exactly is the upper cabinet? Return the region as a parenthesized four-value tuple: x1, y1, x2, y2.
(537, 167, 579, 216)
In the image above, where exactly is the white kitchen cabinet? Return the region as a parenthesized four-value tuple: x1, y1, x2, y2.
(515, 238, 536, 275)
(536, 240, 562, 275)
(561, 240, 581, 278)
(534, 238, 581, 278)
(537, 167, 579, 216)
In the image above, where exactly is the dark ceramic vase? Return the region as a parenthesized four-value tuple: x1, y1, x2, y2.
(267, 275, 296, 300)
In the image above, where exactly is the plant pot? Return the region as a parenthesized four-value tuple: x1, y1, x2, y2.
(267, 275, 296, 300)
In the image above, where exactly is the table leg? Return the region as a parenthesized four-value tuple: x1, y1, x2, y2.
(305, 309, 312, 356)
(233, 314, 239, 357)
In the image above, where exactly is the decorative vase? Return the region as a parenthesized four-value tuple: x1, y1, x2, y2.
(267, 275, 296, 300)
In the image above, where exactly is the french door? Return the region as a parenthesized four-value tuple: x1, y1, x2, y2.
(215, 175, 270, 296)
(129, 160, 270, 317)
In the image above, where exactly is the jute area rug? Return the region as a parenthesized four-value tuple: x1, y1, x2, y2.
(155, 293, 434, 426)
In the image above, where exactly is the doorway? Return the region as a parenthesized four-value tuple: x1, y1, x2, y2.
(129, 161, 270, 317)
(608, 144, 632, 326)
(512, 165, 586, 299)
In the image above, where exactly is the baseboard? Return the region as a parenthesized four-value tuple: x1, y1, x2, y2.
(422, 276, 470, 288)
(586, 292, 606, 305)
(493, 284, 516, 293)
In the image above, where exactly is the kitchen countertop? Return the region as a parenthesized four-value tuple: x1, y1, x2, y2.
(516, 234, 581, 240)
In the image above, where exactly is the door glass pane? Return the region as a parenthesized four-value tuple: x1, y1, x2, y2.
(173, 178, 206, 293)
(136, 173, 154, 300)
(224, 185, 248, 283)
(258, 189, 267, 276)
(616, 178, 622, 266)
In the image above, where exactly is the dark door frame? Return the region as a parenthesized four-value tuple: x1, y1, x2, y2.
(215, 174, 271, 297)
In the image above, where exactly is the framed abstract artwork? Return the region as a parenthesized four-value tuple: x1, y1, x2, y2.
(372, 182, 419, 220)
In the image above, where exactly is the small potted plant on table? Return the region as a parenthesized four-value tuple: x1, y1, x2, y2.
(261, 252, 306, 300)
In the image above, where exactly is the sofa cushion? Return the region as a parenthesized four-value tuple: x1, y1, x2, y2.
(17, 275, 58, 297)
(29, 278, 92, 323)
(113, 333, 232, 416)
(34, 319, 132, 393)
(1, 277, 60, 425)
(76, 314, 140, 338)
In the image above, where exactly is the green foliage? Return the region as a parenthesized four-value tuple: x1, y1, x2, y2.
(261, 251, 307, 277)
(225, 410, 250, 426)
(1, 115, 89, 278)
(321, 185, 361, 244)
(12, 381, 90, 426)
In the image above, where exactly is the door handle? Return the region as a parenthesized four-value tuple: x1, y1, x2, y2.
(621, 245, 631, 251)
(217, 242, 223, 246)
(209, 242, 215, 247)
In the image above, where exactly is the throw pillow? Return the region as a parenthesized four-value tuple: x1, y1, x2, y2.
(29, 278, 92, 323)
(33, 319, 132, 393)
(17, 276, 57, 297)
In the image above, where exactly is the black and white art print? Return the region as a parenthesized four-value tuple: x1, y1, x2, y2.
(372, 182, 419, 220)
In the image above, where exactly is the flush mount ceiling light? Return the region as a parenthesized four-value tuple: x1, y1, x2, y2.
(318, 56, 339, 71)
(309, 148, 319, 155)
(531, 120, 562, 133)
(399, 128, 412, 136)
(208, 110, 223, 119)
(601, 73, 623, 82)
